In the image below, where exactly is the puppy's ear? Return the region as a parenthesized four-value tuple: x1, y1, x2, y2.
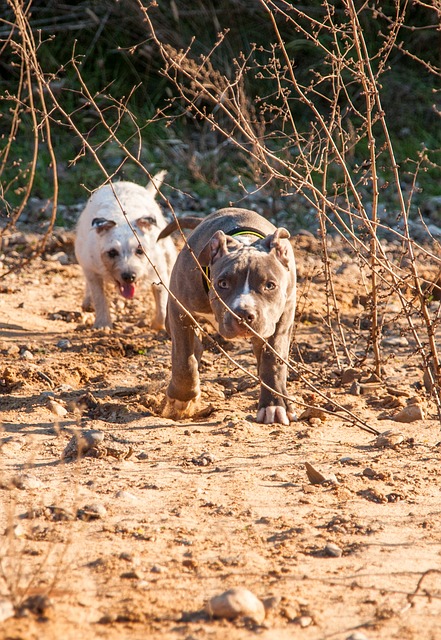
(198, 231, 228, 266)
(136, 216, 156, 232)
(91, 218, 117, 234)
(145, 170, 166, 198)
(262, 228, 291, 270)
(198, 231, 244, 266)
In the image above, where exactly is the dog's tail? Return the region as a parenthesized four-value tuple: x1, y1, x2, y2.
(157, 216, 203, 240)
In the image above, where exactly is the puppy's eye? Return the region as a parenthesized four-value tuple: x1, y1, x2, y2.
(265, 281, 276, 290)
(217, 279, 229, 289)
(107, 249, 119, 259)
(135, 246, 144, 256)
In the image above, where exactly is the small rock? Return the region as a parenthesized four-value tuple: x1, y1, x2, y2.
(374, 429, 405, 448)
(62, 429, 104, 460)
(392, 404, 424, 423)
(55, 384, 74, 393)
(150, 564, 167, 574)
(281, 604, 298, 621)
(49, 251, 69, 265)
(341, 368, 360, 385)
(119, 552, 135, 562)
(0, 599, 14, 623)
(207, 587, 266, 624)
(20, 349, 33, 360)
(381, 336, 409, 347)
(324, 542, 343, 557)
(46, 399, 68, 418)
(120, 570, 141, 580)
(45, 505, 75, 521)
(57, 338, 72, 349)
(299, 406, 327, 422)
(298, 615, 313, 627)
(346, 632, 370, 640)
(77, 503, 107, 521)
(349, 381, 361, 395)
(305, 462, 339, 485)
(191, 452, 216, 466)
(115, 490, 139, 503)
(5, 523, 26, 538)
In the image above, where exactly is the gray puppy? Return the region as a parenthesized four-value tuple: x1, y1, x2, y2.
(158, 208, 297, 425)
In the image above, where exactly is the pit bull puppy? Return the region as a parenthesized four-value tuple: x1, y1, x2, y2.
(158, 208, 297, 425)
(75, 171, 177, 329)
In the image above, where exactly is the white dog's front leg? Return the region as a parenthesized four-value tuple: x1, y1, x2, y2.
(151, 283, 168, 331)
(82, 283, 93, 312)
(85, 272, 112, 328)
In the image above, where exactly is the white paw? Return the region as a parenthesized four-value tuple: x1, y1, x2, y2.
(256, 405, 297, 426)
(92, 320, 112, 330)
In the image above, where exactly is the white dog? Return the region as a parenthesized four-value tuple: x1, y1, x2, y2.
(75, 171, 177, 329)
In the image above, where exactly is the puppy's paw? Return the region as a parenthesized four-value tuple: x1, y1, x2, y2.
(256, 405, 297, 426)
(162, 394, 202, 421)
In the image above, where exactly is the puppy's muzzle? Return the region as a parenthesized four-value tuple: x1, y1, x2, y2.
(234, 307, 256, 325)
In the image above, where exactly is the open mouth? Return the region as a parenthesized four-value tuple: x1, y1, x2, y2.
(119, 282, 136, 299)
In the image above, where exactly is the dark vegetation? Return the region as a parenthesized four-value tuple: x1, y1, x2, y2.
(0, 0, 439, 220)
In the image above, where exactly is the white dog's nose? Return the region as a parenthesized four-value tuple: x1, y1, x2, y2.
(121, 271, 136, 283)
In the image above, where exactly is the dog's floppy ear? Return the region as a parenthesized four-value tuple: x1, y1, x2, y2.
(198, 230, 229, 266)
(91, 218, 117, 234)
(145, 170, 166, 198)
(136, 216, 156, 232)
(261, 228, 291, 270)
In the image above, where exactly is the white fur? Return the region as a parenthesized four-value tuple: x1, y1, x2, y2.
(75, 172, 177, 329)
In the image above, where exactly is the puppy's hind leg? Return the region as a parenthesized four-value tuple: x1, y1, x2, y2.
(84, 272, 112, 328)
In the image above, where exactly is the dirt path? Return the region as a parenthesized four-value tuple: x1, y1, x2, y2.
(1, 232, 441, 639)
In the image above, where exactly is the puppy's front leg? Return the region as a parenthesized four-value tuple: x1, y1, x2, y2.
(85, 272, 112, 329)
(254, 307, 296, 426)
(163, 299, 202, 420)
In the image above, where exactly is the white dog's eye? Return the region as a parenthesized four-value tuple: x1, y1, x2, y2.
(107, 249, 119, 259)
(217, 279, 229, 289)
(265, 281, 276, 290)
(136, 246, 144, 256)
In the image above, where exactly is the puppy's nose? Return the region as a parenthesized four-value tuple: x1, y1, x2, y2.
(121, 272, 136, 283)
(235, 308, 256, 324)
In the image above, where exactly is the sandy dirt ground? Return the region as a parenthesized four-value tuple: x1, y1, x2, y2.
(1, 228, 441, 640)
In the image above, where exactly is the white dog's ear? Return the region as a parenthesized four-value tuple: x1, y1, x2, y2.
(136, 216, 156, 232)
(146, 170, 167, 198)
(92, 217, 117, 234)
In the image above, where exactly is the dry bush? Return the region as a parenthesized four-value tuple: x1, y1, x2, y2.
(1, 0, 441, 424)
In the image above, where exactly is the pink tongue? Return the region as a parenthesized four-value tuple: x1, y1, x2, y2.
(120, 282, 136, 299)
